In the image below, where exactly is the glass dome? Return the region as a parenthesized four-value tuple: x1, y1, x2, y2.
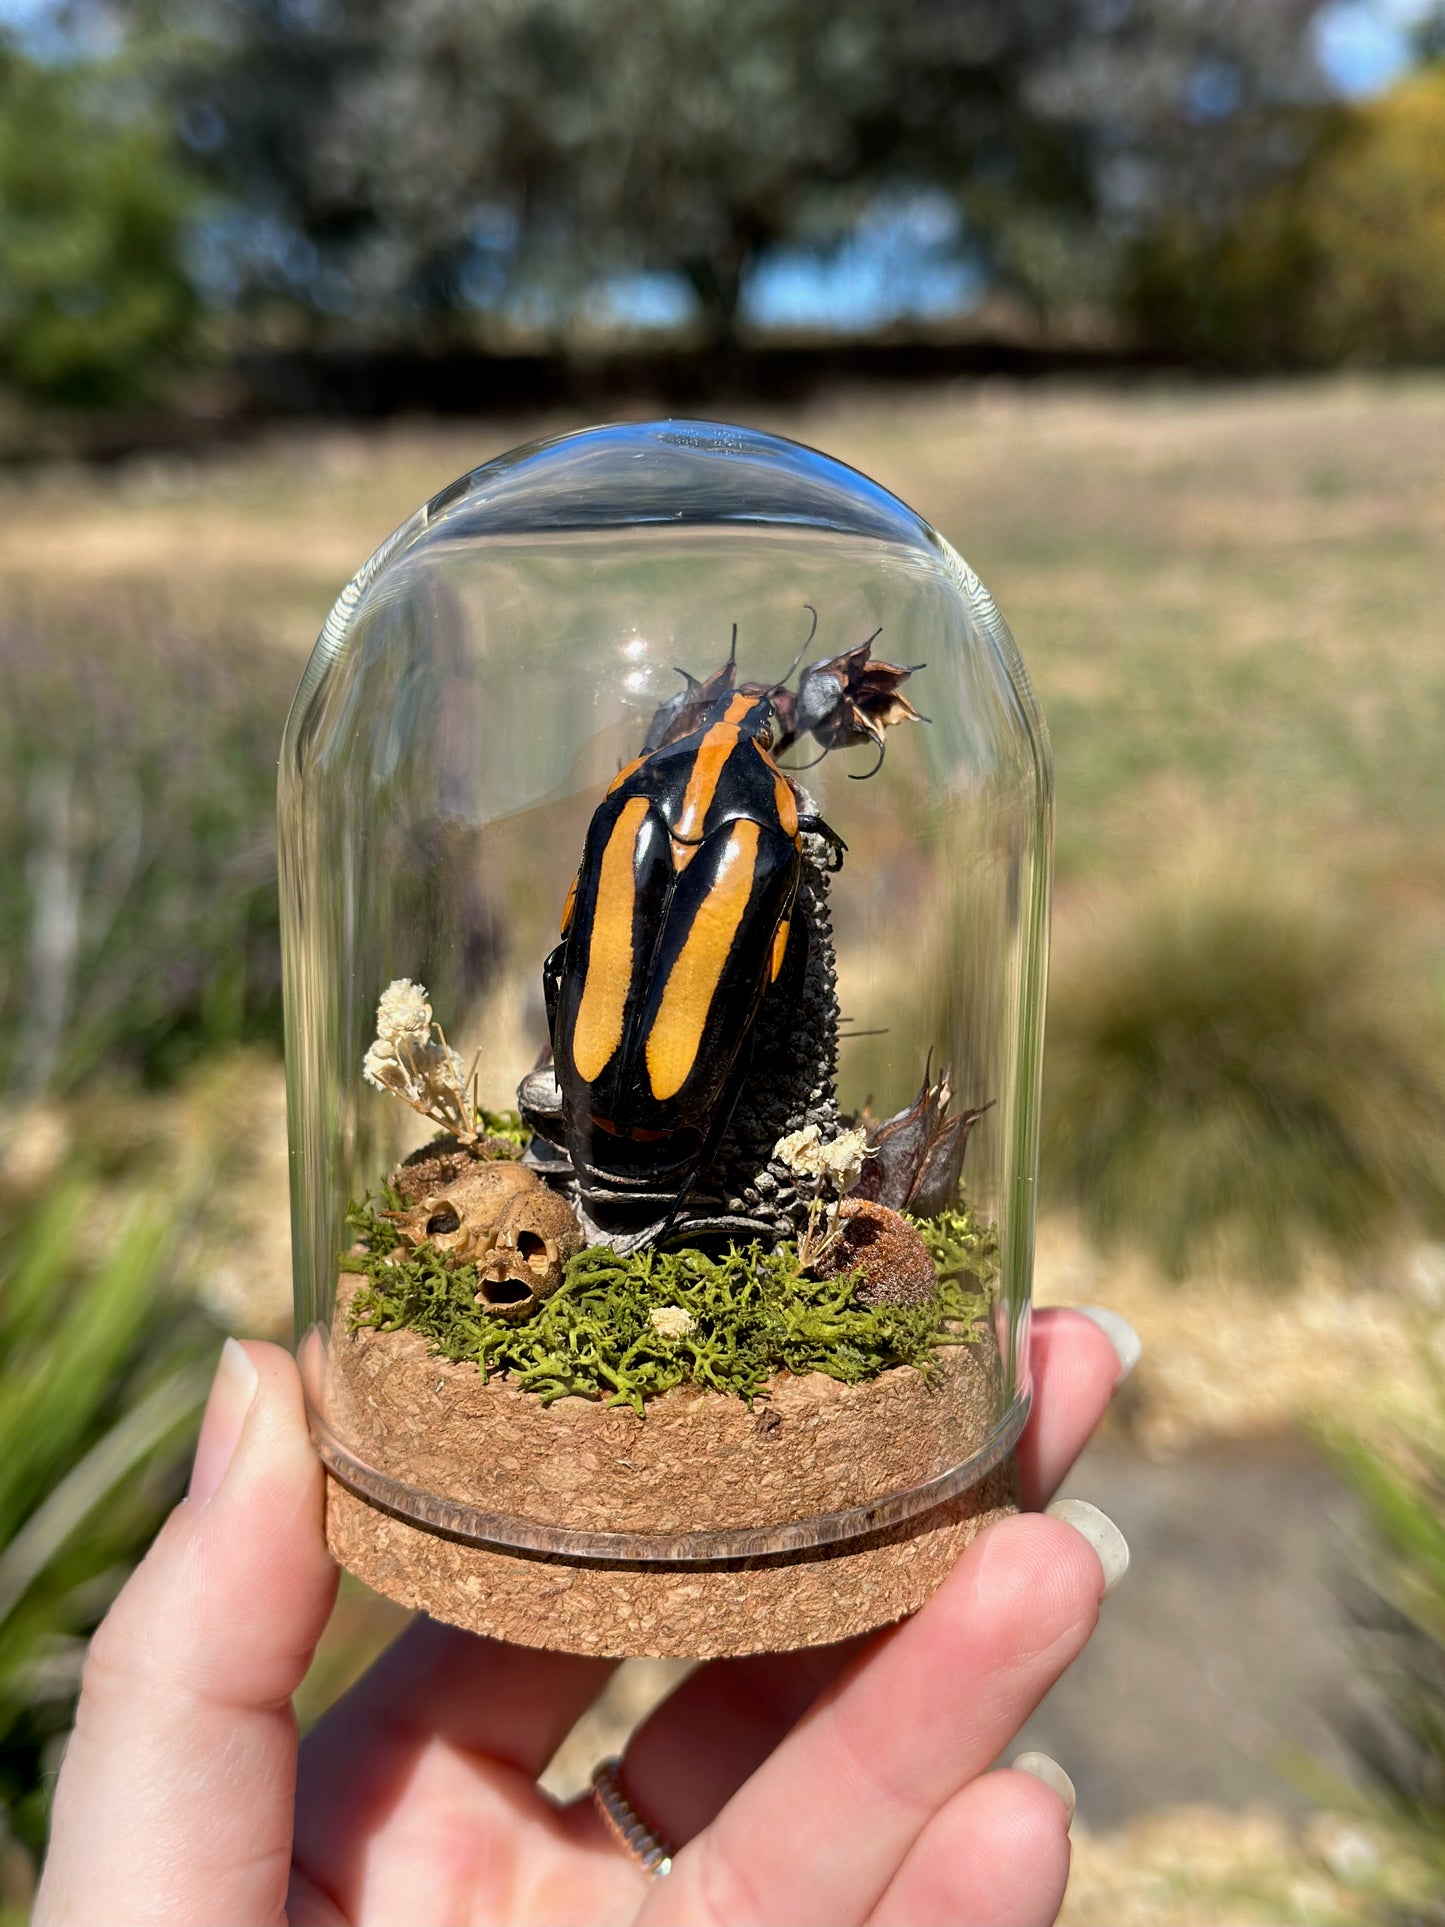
(280, 419, 1051, 1567)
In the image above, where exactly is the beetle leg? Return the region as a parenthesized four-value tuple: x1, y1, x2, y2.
(797, 814, 847, 871)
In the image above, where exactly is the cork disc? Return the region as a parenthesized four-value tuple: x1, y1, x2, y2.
(320, 1275, 1019, 1657)
(325, 1456, 1018, 1659)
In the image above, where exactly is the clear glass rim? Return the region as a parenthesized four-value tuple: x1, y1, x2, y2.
(304, 1360, 1030, 1568)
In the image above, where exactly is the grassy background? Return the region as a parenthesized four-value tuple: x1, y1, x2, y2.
(2, 373, 1443, 1916)
(3, 377, 1440, 898)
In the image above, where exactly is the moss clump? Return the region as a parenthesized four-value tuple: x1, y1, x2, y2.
(475, 1107, 529, 1149)
(343, 1196, 996, 1414)
(916, 1206, 999, 1295)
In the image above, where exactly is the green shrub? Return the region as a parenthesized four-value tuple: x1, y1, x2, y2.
(1304, 66, 1445, 365)
(0, 48, 203, 407)
(1122, 172, 1326, 370)
(0, 1171, 217, 1910)
(0, 609, 296, 1094)
(1124, 68, 1445, 368)
(1042, 871, 1445, 1279)
(1322, 1364, 1445, 1923)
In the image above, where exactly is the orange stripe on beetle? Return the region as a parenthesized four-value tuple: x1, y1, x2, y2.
(769, 915, 790, 983)
(571, 796, 649, 1083)
(772, 770, 798, 839)
(645, 820, 760, 1102)
(560, 871, 579, 936)
(672, 695, 756, 847)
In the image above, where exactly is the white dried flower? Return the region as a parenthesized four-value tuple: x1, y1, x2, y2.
(649, 1304, 696, 1340)
(362, 1037, 403, 1091)
(375, 977, 433, 1041)
(362, 979, 475, 1141)
(773, 1124, 867, 1196)
(772, 1124, 823, 1175)
(814, 1127, 868, 1194)
(402, 1035, 465, 1086)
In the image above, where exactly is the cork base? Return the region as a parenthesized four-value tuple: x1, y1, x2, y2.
(324, 1272, 1007, 1542)
(325, 1456, 1018, 1659)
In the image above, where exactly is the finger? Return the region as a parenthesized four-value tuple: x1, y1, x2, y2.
(615, 1309, 1128, 1851)
(306, 1615, 616, 1780)
(867, 1767, 1072, 1927)
(292, 1619, 618, 1920)
(35, 1340, 337, 1927)
(638, 1510, 1109, 1927)
(1016, 1307, 1135, 1509)
(602, 1642, 867, 1849)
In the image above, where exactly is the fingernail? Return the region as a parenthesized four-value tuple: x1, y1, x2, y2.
(1012, 1751, 1077, 1825)
(1076, 1305, 1142, 1386)
(1045, 1497, 1130, 1596)
(188, 1339, 259, 1509)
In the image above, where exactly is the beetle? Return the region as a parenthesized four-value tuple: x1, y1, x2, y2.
(527, 624, 922, 1232)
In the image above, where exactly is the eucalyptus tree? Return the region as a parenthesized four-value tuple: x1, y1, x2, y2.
(128, 0, 1329, 348)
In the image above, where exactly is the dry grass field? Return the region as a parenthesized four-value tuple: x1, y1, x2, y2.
(5, 374, 1441, 1922)
(4, 374, 1440, 909)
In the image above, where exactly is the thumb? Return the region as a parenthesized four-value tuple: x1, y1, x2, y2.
(35, 1339, 338, 1927)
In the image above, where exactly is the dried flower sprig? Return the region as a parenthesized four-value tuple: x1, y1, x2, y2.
(362, 977, 479, 1143)
(774, 1123, 869, 1271)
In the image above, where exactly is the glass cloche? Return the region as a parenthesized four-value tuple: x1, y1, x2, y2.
(279, 420, 1052, 1655)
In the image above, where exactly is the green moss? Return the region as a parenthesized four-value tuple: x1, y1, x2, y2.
(916, 1205, 1000, 1294)
(342, 1197, 997, 1415)
(475, 1107, 529, 1149)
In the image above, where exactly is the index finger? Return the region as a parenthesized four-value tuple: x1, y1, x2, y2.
(638, 1511, 1109, 1927)
(1017, 1306, 1133, 1509)
(594, 1306, 1133, 1850)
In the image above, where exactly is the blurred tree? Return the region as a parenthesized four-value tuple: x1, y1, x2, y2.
(1414, 3, 1445, 64)
(1125, 61, 1445, 365)
(121, 0, 1329, 352)
(1304, 62, 1445, 362)
(0, 44, 202, 405)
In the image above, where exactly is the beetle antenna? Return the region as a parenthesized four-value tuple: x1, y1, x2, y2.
(727, 621, 738, 668)
(767, 603, 818, 695)
(847, 735, 888, 781)
(778, 743, 829, 772)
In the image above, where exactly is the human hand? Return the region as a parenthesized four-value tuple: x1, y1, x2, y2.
(34, 1309, 1134, 1927)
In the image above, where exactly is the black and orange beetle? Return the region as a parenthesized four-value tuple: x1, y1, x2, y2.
(523, 624, 923, 1233)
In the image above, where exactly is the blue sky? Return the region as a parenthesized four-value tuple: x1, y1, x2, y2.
(1315, 0, 1434, 91)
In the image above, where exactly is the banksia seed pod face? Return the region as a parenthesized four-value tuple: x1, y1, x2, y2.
(820, 1199, 939, 1309)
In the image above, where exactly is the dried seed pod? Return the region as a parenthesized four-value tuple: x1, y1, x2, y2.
(392, 1136, 525, 1205)
(474, 1255, 546, 1320)
(819, 1198, 938, 1308)
(396, 1160, 538, 1263)
(852, 1070, 993, 1217)
(475, 1186, 584, 1318)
